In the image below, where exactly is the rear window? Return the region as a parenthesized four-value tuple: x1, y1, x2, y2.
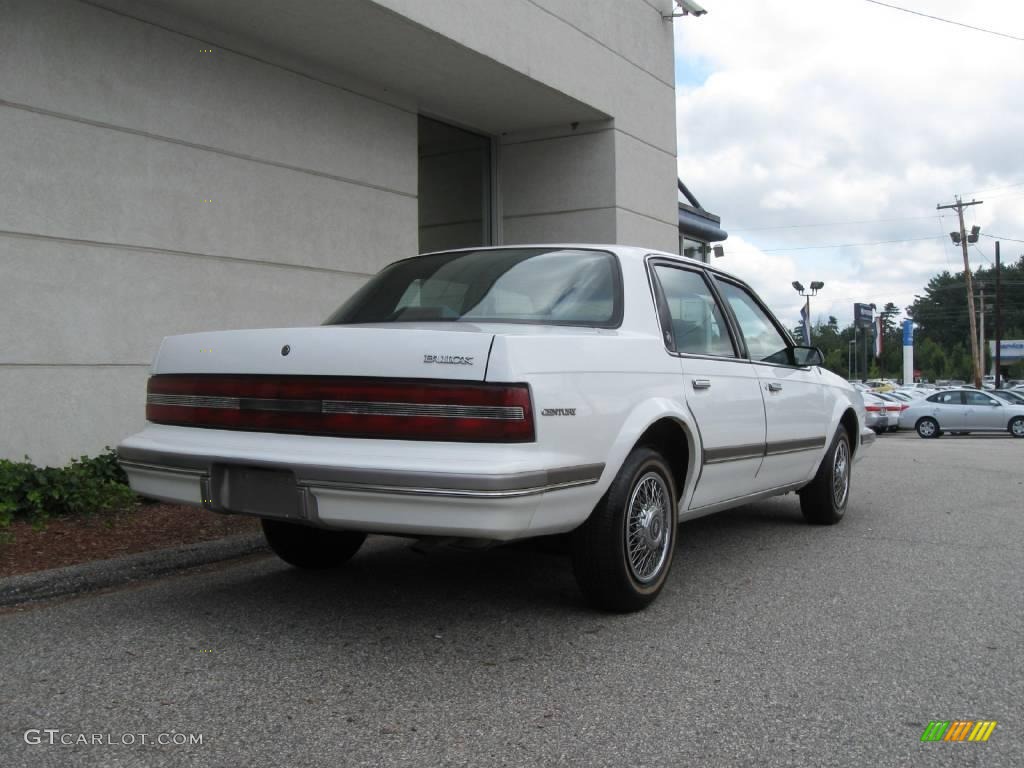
(324, 248, 621, 327)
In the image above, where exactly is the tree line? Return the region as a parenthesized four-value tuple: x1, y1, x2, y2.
(796, 254, 1024, 382)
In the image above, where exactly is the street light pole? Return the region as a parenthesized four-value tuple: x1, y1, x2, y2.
(792, 280, 825, 346)
(937, 196, 984, 387)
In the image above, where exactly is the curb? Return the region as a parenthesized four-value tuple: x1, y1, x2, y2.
(0, 533, 269, 608)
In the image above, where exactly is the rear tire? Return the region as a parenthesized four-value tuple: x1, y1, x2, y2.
(799, 429, 851, 525)
(261, 519, 366, 569)
(570, 447, 677, 613)
(916, 418, 940, 439)
(1010, 416, 1024, 438)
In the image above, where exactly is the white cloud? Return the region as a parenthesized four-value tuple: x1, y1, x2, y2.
(674, 0, 1024, 329)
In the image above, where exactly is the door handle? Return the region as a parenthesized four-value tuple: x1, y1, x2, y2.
(692, 378, 712, 390)
(767, 382, 783, 392)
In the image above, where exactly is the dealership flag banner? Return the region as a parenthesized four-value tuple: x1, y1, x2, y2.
(903, 319, 914, 384)
(800, 303, 811, 345)
(874, 316, 883, 358)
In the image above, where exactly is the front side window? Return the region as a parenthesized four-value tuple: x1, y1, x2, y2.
(964, 391, 998, 406)
(713, 279, 793, 363)
(652, 265, 736, 357)
(995, 391, 1024, 404)
(325, 248, 620, 328)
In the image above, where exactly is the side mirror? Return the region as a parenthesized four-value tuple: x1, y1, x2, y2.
(792, 346, 824, 367)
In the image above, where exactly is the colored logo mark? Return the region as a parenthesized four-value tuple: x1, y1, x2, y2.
(921, 720, 997, 742)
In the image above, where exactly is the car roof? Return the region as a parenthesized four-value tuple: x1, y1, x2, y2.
(929, 388, 995, 396)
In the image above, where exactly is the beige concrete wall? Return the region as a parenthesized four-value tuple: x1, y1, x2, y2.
(2, 0, 680, 464)
(0, 0, 418, 465)
(382, 0, 679, 251)
(374, 0, 676, 150)
(500, 126, 616, 245)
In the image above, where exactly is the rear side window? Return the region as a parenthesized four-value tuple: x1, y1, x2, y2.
(325, 247, 621, 328)
(652, 265, 736, 357)
(927, 391, 963, 404)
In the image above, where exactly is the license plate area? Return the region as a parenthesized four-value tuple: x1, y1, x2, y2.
(210, 465, 302, 519)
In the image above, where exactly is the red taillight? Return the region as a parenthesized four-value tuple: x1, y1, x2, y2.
(865, 405, 882, 412)
(146, 375, 535, 443)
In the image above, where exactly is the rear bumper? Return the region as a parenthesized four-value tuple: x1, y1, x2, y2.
(864, 413, 888, 431)
(117, 425, 603, 540)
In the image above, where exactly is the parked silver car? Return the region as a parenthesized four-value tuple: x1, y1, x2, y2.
(869, 393, 905, 432)
(900, 388, 1024, 438)
(863, 393, 892, 434)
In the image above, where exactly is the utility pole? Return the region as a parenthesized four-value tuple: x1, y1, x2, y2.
(978, 283, 985, 378)
(936, 196, 984, 388)
(995, 241, 1002, 388)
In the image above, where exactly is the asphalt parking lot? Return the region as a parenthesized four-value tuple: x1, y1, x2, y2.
(2, 435, 1021, 768)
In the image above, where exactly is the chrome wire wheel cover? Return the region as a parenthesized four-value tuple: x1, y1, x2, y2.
(625, 471, 672, 583)
(1012, 418, 1024, 437)
(918, 419, 936, 437)
(832, 439, 850, 508)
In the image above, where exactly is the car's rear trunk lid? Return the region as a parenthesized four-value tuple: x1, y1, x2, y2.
(153, 325, 494, 381)
(146, 326, 537, 442)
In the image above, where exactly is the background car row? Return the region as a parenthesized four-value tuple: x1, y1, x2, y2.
(852, 381, 1024, 437)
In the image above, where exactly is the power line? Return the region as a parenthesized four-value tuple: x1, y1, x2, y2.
(862, 0, 1024, 42)
(970, 243, 992, 267)
(978, 189, 1024, 201)
(916, 280, 1024, 292)
(937, 212, 957, 270)
(749, 235, 943, 252)
(732, 215, 941, 232)
(981, 233, 1024, 244)
(966, 182, 1024, 195)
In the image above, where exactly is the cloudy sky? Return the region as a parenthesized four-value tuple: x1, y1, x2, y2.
(673, 0, 1024, 330)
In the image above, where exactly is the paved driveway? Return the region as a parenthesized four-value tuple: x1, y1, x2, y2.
(2, 435, 1021, 767)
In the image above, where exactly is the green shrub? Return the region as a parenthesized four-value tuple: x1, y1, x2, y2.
(0, 448, 136, 528)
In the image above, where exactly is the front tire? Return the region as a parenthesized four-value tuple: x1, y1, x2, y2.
(799, 428, 851, 525)
(261, 519, 366, 569)
(1010, 416, 1024, 438)
(570, 447, 677, 613)
(916, 417, 940, 439)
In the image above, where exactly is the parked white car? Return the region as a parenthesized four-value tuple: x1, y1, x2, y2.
(118, 245, 873, 611)
(900, 388, 1024, 438)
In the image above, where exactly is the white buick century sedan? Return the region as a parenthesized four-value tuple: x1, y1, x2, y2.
(118, 245, 872, 611)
